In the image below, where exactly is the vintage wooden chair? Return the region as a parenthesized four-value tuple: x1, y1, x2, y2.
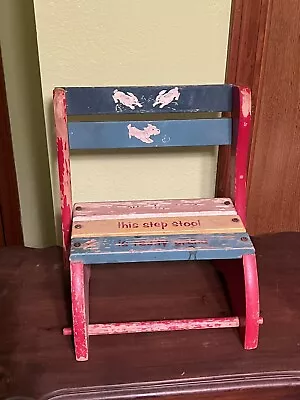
(53, 84, 263, 361)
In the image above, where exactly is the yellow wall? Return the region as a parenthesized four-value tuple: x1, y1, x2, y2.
(34, 0, 232, 244)
(0, 0, 56, 247)
(1, 0, 231, 246)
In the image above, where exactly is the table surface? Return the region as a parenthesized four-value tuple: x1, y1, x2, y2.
(1, 233, 300, 399)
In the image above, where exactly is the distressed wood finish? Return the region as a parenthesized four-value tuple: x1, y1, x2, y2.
(53, 88, 72, 266)
(70, 233, 255, 264)
(72, 215, 246, 238)
(73, 198, 237, 222)
(243, 254, 260, 349)
(214, 254, 261, 350)
(70, 261, 90, 361)
(63, 316, 263, 336)
(216, 86, 252, 227)
(66, 85, 233, 115)
(53, 83, 262, 361)
(68, 119, 232, 149)
(232, 86, 252, 225)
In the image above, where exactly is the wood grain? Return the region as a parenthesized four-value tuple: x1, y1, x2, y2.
(71, 215, 246, 238)
(216, 0, 271, 231)
(247, 0, 300, 233)
(219, 0, 300, 234)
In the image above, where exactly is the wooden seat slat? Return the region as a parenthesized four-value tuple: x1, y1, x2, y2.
(73, 198, 237, 222)
(70, 232, 254, 264)
(71, 214, 245, 238)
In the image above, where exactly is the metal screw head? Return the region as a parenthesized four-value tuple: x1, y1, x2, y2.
(73, 242, 81, 248)
(224, 201, 231, 205)
(74, 224, 82, 229)
(75, 206, 82, 211)
(241, 236, 248, 242)
(232, 218, 240, 223)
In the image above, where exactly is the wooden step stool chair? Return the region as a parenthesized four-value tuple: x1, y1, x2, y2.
(53, 84, 263, 361)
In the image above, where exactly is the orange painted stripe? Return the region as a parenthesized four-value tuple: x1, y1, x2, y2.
(72, 215, 245, 238)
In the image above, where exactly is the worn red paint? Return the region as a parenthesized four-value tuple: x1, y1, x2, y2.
(232, 86, 252, 226)
(70, 261, 90, 361)
(243, 254, 261, 349)
(55, 84, 262, 362)
(53, 88, 72, 267)
(63, 316, 263, 336)
(214, 254, 263, 351)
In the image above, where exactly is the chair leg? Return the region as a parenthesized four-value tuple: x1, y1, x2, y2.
(243, 254, 260, 349)
(70, 261, 90, 361)
(214, 254, 261, 349)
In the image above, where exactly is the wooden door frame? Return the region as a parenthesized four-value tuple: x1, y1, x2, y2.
(216, 0, 272, 223)
(0, 48, 23, 246)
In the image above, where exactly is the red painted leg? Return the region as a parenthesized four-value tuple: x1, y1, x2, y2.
(70, 262, 90, 361)
(243, 254, 260, 349)
(214, 254, 261, 350)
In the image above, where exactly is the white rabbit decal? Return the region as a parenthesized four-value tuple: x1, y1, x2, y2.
(112, 89, 142, 110)
(153, 87, 180, 108)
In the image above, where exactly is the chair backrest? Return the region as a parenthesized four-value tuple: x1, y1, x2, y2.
(65, 85, 233, 149)
(53, 84, 252, 261)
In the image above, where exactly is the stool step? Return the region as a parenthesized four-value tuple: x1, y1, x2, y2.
(70, 233, 255, 264)
(63, 317, 264, 336)
(73, 198, 237, 221)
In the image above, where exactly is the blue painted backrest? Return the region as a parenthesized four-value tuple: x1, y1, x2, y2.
(65, 85, 233, 149)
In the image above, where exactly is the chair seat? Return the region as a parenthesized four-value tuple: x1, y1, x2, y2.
(70, 198, 255, 264)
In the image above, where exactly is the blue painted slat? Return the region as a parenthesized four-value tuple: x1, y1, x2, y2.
(69, 233, 255, 264)
(65, 85, 232, 115)
(68, 119, 231, 149)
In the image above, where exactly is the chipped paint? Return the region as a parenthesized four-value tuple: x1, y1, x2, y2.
(70, 262, 89, 361)
(127, 123, 160, 144)
(64, 317, 244, 336)
(233, 86, 252, 226)
(53, 88, 72, 267)
(241, 87, 251, 118)
(81, 239, 98, 250)
(73, 198, 237, 221)
(153, 87, 180, 108)
(112, 89, 142, 110)
(243, 254, 261, 349)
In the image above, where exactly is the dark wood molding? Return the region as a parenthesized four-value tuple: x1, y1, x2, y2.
(41, 371, 300, 400)
(0, 212, 4, 246)
(216, 0, 272, 231)
(0, 48, 23, 245)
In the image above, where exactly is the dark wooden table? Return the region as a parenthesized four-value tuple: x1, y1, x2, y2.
(1, 233, 300, 399)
